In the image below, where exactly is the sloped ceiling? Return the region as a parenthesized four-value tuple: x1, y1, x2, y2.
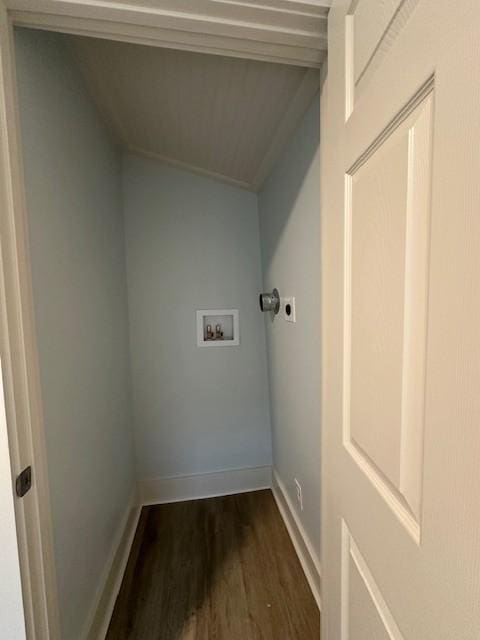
(68, 35, 321, 190)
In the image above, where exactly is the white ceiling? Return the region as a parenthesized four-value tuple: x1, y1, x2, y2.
(68, 35, 322, 190)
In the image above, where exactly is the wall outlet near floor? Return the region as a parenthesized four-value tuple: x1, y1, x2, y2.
(283, 297, 296, 323)
(294, 478, 303, 511)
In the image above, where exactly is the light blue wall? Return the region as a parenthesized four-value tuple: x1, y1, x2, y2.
(122, 154, 272, 479)
(15, 25, 319, 634)
(258, 96, 321, 555)
(15, 29, 136, 640)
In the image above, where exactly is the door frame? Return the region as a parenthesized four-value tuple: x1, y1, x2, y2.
(0, 1, 328, 637)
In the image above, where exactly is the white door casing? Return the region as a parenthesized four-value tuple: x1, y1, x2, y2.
(0, 4, 61, 638)
(322, 1, 480, 639)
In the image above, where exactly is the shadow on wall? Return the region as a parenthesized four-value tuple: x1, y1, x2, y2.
(259, 94, 320, 272)
(256, 91, 322, 559)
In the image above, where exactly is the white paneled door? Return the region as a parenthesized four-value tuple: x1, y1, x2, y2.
(322, 1, 480, 638)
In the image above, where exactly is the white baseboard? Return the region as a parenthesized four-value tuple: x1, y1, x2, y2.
(82, 490, 142, 640)
(80, 466, 319, 639)
(138, 465, 272, 505)
(271, 469, 322, 611)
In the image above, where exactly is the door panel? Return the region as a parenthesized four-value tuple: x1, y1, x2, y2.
(351, 0, 407, 85)
(345, 92, 432, 535)
(322, 1, 480, 638)
(345, 0, 421, 116)
(342, 523, 403, 640)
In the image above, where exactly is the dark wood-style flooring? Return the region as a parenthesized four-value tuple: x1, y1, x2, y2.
(106, 489, 320, 640)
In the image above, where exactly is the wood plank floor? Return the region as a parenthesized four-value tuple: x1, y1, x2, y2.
(106, 489, 320, 639)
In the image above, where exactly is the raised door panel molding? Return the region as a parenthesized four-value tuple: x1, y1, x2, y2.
(345, 0, 420, 118)
(341, 522, 404, 640)
(352, 0, 404, 85)
(343, 90, 433, 543)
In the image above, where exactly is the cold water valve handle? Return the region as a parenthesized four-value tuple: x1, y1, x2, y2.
(259, 288, 280, 314)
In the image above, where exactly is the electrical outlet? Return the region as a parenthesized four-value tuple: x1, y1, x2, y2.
(283, 297, 296, 323)
(294, 478, 303, 511)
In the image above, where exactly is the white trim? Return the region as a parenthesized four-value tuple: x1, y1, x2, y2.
(80, 468, 322, 638)
(7, 0, 328, 68)
(271, 468, 322, 610)
(81, 490, 141, 640)
(138, 465, 272, 506)
(0, 6, 61, 638)
(10, 13, 326, 69)
(196, 309, 240, 347)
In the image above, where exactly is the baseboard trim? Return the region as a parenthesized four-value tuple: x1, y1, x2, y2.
(80, 466, 319, 638)
(82, 490, 141, 640)
(271, 469, 322, 611)
(138, 465, 272, 506)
